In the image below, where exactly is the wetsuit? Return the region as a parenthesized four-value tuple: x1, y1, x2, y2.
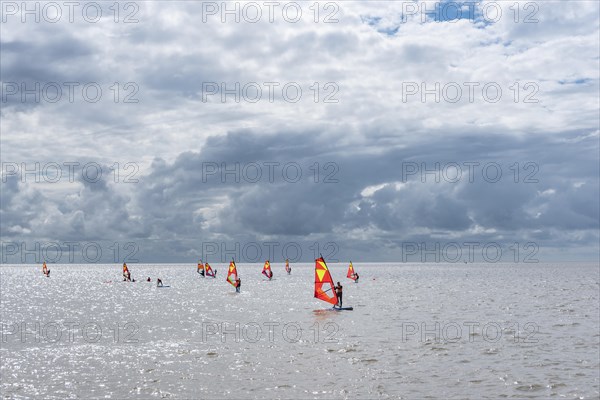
(336, 285, 343, 307)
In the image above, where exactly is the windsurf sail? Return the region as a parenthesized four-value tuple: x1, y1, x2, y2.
(226, 260, 238, 287)
(197, 261, 205, 276)
(205, 262, 216, 277)
(122, 263, 131, 281)
(347, 261, 357, 281)
(314, 257, 338, 305)
(42, 262, 48, 275)
(285, 259, 291, 274)
(262, 260, 273, 279)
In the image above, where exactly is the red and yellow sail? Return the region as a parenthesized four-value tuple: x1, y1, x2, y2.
(347, 262, 357, 281)
(285, 259, 291, 273)
(314, 257, 338, 305)
(42, 262, 48, 275)
(226, 260, 238, 287)
(123, 263, 129, 273)
(205, 262, 215, 277)
(197, 261, 203, 272)
(262, 260, 272, 278)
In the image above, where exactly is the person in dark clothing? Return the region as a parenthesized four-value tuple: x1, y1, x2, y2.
(335, 282, 343, 308)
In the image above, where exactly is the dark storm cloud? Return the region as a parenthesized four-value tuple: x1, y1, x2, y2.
(0, 163, 148, 242)
(103, 128, 597, 262)
(1, 32, 99, 109)
(2, 127, 597, 261)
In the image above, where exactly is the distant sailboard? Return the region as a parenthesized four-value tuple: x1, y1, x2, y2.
(285, 259, 291, 275)
(226, 259, 240, 292)
(262, 260, 273, 280)
(205, 262, 217, 278)
(42, 262, 50, 277)
(347, 261, 358, 282)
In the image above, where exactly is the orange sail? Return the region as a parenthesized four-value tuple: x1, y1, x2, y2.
(123, 263, 129, 274)
(262, 260, 273, 279)
(205, 262, 216, 277)
(285, 259, 291, 274)
(314, 257, 338, 305)
(42, 262, 48, 275)
(226, 260, 238, 287)
(347, 262, 357, 281)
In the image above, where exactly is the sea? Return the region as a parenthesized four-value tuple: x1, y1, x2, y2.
(1, 263, 599, 399)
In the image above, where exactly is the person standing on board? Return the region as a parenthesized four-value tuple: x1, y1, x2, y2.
(354, 272, 359, 283)
(235, 277, 241, 293)
(335, 282, 343, 308)
(157, 278, 163, 287)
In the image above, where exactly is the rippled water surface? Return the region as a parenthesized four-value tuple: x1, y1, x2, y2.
(1, 263, 599, 399)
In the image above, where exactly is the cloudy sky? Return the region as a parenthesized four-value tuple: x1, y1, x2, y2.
(1, 1, 598, 264)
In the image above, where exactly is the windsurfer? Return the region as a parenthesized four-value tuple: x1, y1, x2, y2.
(157, 278, 163, 287)
(42, 262, 50, 277)
(235, 277, 241, 293)
(335, 282, 343, 308)
(205, 263, 216, 277)
(123, 263, 131, 282)
(354, 273, 359, 282)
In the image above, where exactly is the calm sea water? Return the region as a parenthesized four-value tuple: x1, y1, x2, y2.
(1, 263, 598, 399)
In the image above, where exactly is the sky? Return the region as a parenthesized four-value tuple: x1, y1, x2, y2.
(1, 1, 599, 264)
